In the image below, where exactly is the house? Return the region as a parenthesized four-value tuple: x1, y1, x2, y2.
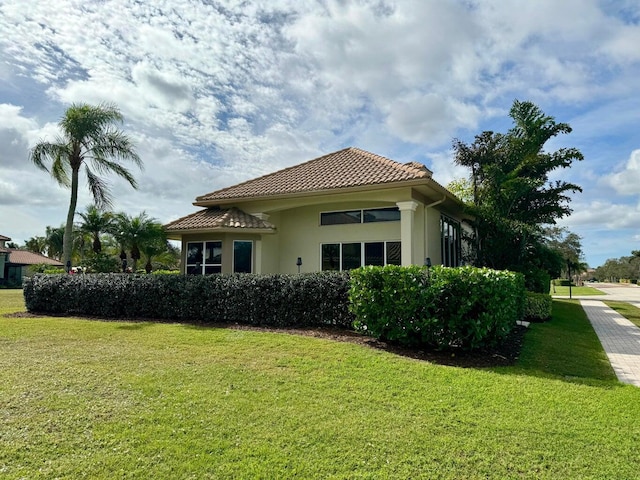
(0, 235, 64, 286)
(165, 147, 468, 275)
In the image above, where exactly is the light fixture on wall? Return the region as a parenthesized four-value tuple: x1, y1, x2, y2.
(296, 257, 302, 273)
(425, 257, 432, 281)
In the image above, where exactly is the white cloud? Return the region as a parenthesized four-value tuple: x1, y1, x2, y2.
(0, 0, 640, 265)
(602, 150, 640, 195)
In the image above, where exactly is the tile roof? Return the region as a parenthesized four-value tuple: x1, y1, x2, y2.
(165, 207, 276, 232)
(6, 250, 63, 266)
(0, 234, 11, 241)
(195, 147, 433, 204)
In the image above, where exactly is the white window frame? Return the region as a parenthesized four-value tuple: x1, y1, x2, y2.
(186, 240, 222, 275)
(320, 240, 401, 271)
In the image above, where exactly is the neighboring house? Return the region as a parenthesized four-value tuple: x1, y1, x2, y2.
(165, 147, 468, 275)
(0, 235, 64, 286)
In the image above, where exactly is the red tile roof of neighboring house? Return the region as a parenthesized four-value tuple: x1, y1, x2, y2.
(165, 207, 276, 233)
(6, 250, 63, 266)
(0, 234, 11, 241)
(195, 147, 434, 205)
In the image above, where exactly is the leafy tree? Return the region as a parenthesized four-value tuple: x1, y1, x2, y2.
(30, 102, 141, 270)
(452, 100, 583, 289)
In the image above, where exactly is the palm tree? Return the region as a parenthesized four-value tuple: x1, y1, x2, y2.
(44, 225, 66, 261)
(114, 212, 165, 272)
(24, 236, 47, 255)
(139, 225, 169, 273)
(29, 103, 141, 270)
(77, 204, 114, 254)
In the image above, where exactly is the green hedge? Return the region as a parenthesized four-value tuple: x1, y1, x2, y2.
(23, 272, 353, 328)
(349, 265, 525, 350)
(552, 278, 572, 287)
(524, 292, 552, 322)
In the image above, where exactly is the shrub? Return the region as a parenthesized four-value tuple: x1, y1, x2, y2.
(81, 252, 120, 273)
(349, 265, 525, 351)
(523, 267, 551, 294)
(27, 263, 65, 275)
(524, 292, 552, 322)
(552, 278, 572, 287)
(23, 272, 353, 328)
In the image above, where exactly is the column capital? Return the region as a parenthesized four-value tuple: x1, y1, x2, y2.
(396, 200, 419, 212)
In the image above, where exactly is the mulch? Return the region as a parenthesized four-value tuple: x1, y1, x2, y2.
(4, 311, 527, 368)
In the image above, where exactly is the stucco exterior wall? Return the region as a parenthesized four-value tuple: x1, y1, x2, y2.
(424, 206, 443, 265)
(273, 202, 402, 274)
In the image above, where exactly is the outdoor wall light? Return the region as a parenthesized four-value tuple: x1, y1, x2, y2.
(296, 257, 302, 273)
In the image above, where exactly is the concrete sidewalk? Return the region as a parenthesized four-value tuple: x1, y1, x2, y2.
(579, 299, 640, 387)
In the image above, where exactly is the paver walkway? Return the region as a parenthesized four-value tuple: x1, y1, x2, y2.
(556, 283, 640, 387)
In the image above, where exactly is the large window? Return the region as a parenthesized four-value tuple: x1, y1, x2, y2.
(186, 241, 222, 275)
(321, 207, 400, 226)
(233, 241, 253, 273)
(321, 241, 401, 271)
(441, 215, 461, 267)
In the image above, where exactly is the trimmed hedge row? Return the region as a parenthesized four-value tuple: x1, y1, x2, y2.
(523, 292, 553, 322)
(349, 265, 525, 350)
(23, 272, 353, 328)
(24, 265, 527, 351)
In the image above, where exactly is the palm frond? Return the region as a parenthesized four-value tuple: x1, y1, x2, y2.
(85, 166, 113, 209)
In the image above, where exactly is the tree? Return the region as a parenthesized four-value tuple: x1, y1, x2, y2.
(452, 100, 583, 289)
(30, 103, 141, 270)
(24, 236, 47, 255)
(77, 204, 114, 254)
(113, 212, 166, 272)
(543, 226, 586, 278)
(44, 225, 65, 261)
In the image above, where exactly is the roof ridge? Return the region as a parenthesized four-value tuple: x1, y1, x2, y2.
(194, 146, 433, 204)
(195, 147, 356, 202)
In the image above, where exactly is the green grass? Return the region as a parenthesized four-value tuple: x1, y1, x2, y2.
(603, 301, 640, 328)
(2, 290, 639, 479)
(550, 285, 605, 296)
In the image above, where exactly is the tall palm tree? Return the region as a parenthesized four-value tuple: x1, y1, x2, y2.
(30, 103, 141, 270)
(114, 212, 165, 272)
(77, 204, 114, 254)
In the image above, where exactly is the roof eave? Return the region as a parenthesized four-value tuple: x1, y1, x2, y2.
(192, 177, 449, 207)
(165, 227, 276, 240)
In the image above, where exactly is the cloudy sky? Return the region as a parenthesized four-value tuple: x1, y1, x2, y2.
(1, 0, 639, 268)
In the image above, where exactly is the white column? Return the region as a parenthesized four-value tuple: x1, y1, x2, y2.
(396, 201, 419, 266)
(254, 239, 263, 274)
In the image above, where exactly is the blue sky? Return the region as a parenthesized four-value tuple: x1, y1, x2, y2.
(1, 0, 639, 268)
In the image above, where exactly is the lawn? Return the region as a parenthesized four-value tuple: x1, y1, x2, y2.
(1, 290, 639, 479)
(603, 301, 640, 328)
(550, 285, 605, 296)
